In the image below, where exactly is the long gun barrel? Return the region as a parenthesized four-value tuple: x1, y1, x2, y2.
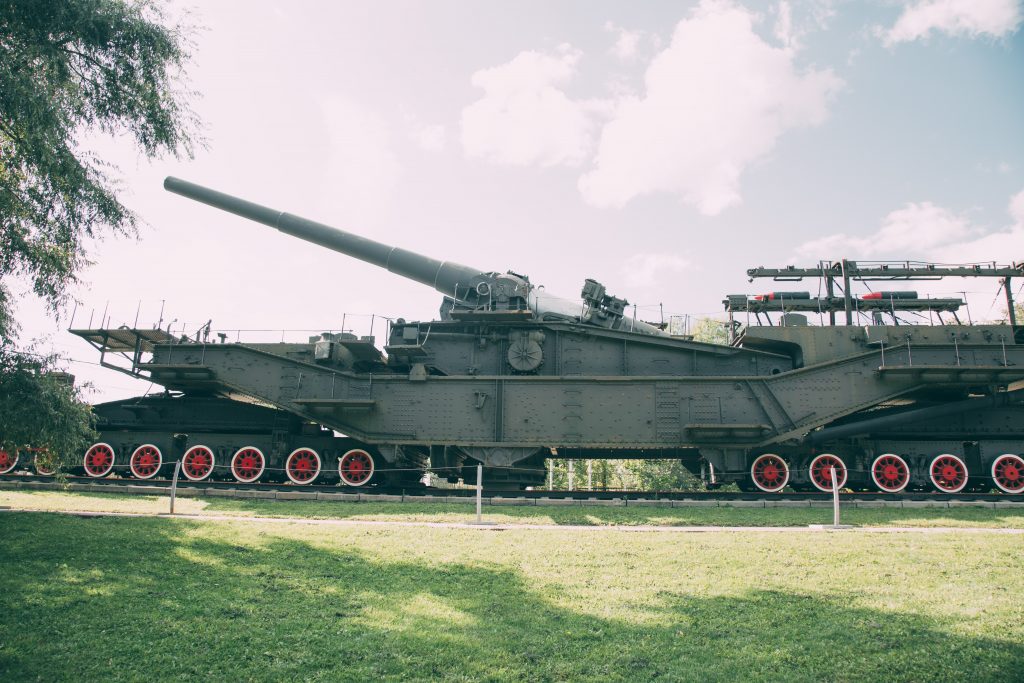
(164, 177, 484, 297)
(165, 176, 665, 336)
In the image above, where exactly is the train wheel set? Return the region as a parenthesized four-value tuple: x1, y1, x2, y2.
(0, 448, 19, 475)
(0, 448, 58, 476)
(3, 441, 1023, 497)
(992, 454, 1024, 494)
(737, 450, 1024, 495)
(0, 441, 385, 487)
(159, 443, 375, 486)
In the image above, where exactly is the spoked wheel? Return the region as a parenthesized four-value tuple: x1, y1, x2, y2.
(181, 446, 215, 482)
(83, 443, 116, 478)
(339, 448, 375, 487)
(808, 454, 848, 492)
(231, 447, 265, 483)
(929, 454, 968, 493)
(285, 448, 321, 484)
(750, 454, 789, 493)
(992, 454, 1024, 494)
(0, 448, 18, 475)
(129, 444, 163, 480)
(871, 453, 910, 493)
(33, 450, 57, 475)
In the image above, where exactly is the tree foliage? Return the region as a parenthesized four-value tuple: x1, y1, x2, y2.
(623, 459, 701, 490)
(543, 458, 705, 492)
(0, 348, 95, 462)
(691, 317, 730, 345)
(0, 0, 197, 460)
(0, 0, 197, 332)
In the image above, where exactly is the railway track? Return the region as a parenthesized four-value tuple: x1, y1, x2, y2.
(2, 474, 1021, 508)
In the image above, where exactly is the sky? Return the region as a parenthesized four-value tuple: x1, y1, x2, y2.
(11, 0, 1024, 402)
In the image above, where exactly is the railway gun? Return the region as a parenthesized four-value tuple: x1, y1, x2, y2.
(3, 178, 1022, 496)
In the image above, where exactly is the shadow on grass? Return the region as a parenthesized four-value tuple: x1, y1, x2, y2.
(1, 514, 1019, 682)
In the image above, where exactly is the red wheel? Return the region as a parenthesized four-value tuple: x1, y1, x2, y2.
(871, 453, 909, 493)
(129, 444, 163, 480)
(339, 448, 375, 486)
(992, 454, 1024, 494)
(0, 448, 18, 474)
(33, 450, 57, 475)
(83, 443, 116, 478)
(231, 446, 265, 483)
(808, 454, 847, 492)
(181, 445, 215, 482)
(285, 448, 321, 484)
(750, 454, 789, 493)
(929, 454, 968, 493)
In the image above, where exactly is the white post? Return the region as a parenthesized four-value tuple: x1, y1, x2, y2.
(475, 463, 483, 524)
(548, 459, 553, 490)
(169, 459, 182, 515)
(831, 466, 840, 528)
(587, 460, 593, 491)
(568, 459, 575, 491)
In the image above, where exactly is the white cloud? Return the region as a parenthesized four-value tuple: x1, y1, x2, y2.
(774, 1, 796, 48)
(1007, 187, 1024, 225)
(775, 1, 838, 50)
(881, 0, 1022, 45)
(460, 45, 595, 167)
(807, 0, 838, 29)
(578, 0, 842, 215)
(621, 252, 692, 288)
(404, 113, 447, 152)
(927, 190, 1024, 268)
(321, 98, 401, 228)
(976, 160, 1016, 174)
(792, 190, 1024, 319)
(793, 202, 977, 260)
(605, 21, 643, 61)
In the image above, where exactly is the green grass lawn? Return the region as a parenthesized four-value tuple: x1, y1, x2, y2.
(3, 489, 1024, 528)
(1, 510, 1022, 681)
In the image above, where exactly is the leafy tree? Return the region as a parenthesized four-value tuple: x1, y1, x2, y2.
(544, 458, 626, 490)
(0, 348, 95, 468)
(591, 459, 615, 490)
(623, 459, 701, 491)
(0, 0, 198, 463)
(542, 458, 707, 492)
(691, 317, 730, 345)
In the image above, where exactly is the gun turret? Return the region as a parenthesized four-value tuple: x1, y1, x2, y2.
(164, 177, 664, 336)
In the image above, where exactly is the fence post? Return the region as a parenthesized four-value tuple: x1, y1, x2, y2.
(475, 463, 483, 524)
(828, 466, 851, 529)
(468, 464, 494, 526)
(169, 459, 182, 515)
(831, 466, 839, 527)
